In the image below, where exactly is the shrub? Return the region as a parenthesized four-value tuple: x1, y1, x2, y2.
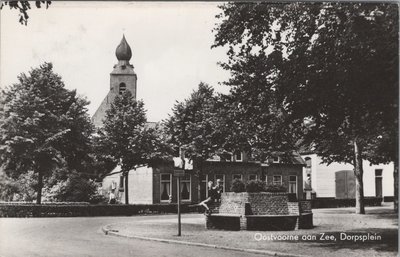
(0, 203, 195, 217)
(0, 171, 37, 201)
(230, 179, 245, 193)
(43, 174, 101, 203)
(246, 180, 266, 192)
(265, 184, 287, 193)
(89, 194, 108, 204)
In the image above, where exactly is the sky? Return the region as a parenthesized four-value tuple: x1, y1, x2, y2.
(0, 2, 231, 122)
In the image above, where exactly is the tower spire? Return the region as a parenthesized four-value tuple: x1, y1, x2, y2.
(115, 34, 132, 61)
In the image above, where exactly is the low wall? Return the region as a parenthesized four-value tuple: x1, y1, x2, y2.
(220, 192, 293, 215)
(247, 192, 291, 215)
(218, 193, 247, 215)
(299, 200, 312, 213)
(0, 203, 194, 217)
(311, 197, 382, 208)
(247, 216, 298, 231)
(206, 192, 313, 231)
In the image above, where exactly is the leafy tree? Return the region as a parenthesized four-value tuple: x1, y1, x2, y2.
(43, 172, 106, 203)
(0, 1, 51, 25)
(163, 83, 224, 201)
(216, 81, 301, 165)
(98, 90, 171, 204)
(90, 135, 119, 180)
(213, 3, 398, 214)
(365, 122, 398, 212)
(0, 62, 94, 204)
(0, 170, 37, 201)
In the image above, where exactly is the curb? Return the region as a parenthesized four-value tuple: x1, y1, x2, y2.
(102, 224, 308, 257)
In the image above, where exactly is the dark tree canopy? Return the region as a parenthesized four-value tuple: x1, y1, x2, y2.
(0, 62, 94, 203)
(213, 2, 398, 213)
(163, 82, 223, 165)
(98, 90, 171, 203)
(1, 1, 51, 25)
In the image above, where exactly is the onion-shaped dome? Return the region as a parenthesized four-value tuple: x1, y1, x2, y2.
(115, 35, 132, 61)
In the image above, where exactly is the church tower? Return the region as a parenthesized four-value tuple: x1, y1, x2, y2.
(111, 35, 137, 98)
(92, 35, 137, 127)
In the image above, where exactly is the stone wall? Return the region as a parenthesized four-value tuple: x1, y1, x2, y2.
(247, 192, 290, 215)
(218, 193, 248, 215)
(299, 200, 312, 213)
(206, 192, 313, 231)
(287, 202, 300, 215)
(217, 192, 300, 216)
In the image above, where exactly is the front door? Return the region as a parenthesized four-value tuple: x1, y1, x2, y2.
(335, 170, 355, 199)
(375, 177, 383, 197)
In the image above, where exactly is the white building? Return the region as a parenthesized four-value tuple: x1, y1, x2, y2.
(301, 153, 394, 200)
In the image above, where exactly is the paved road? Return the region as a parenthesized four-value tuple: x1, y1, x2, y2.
(0, 216, 267, 257)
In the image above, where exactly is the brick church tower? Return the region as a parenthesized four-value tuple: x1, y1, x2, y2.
(92, 35, 137, 127)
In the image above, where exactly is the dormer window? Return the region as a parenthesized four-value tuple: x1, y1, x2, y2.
(272, 156, 280, 163)
(119, 83, 126, 95)
(220, 152, 232, 162)
(235, 151, 243, 162)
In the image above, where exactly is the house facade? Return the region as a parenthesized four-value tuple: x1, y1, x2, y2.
(301, 153, 394, 201)
(101, 154, 305, 204)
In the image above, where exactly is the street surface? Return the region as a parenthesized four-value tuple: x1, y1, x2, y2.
(0, 216, 266, 257)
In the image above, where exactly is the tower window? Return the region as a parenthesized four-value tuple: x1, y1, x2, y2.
(119, 83, 126, 95)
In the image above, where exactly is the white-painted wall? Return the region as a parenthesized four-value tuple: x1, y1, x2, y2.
(302, 154, 394, 198)
(101, 165, 154, 204)
(127, 166, 153, 204)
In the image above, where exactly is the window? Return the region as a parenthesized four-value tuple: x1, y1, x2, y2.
(375, 169, 383, 197)
(119, 82, 126, 95)
(234, 151, 242, 162)
(233, 174, 242, 180)
(289, 176, 297, 195)
(160, 174, 172, 202)
(119, 175, 124, 192)
(215, 174, 225, 192)
(111, 181, 117, 190)
(273, 175, 282, 185)
(200, 174, 208, 200)
(305, 157, 312, 168)
(220, 153, 232, 162)
(305, 174, 312, 190)
(249, 174, 257, 181)
(180, 174, 191, 201)
(272, 156, 280, 163)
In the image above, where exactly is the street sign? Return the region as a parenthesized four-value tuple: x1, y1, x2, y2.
(174, 169, 185, 177)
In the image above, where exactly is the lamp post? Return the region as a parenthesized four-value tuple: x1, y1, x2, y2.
(173, 149, 185, 236)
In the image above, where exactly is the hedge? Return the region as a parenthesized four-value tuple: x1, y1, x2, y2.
(0, 203, 193, 217)
(311, 197, 383, 208)
(0, 201, 90, 205)
(230, 179, 246, 193)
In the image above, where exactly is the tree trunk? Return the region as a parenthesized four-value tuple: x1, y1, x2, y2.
(36, 170, 43, 205)
(394, 159, 398, 213)
(124, 171, 129, 204)
(353, 139, 365, 214)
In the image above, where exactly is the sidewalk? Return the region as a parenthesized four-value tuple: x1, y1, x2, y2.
(103, 204, 398, 257)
